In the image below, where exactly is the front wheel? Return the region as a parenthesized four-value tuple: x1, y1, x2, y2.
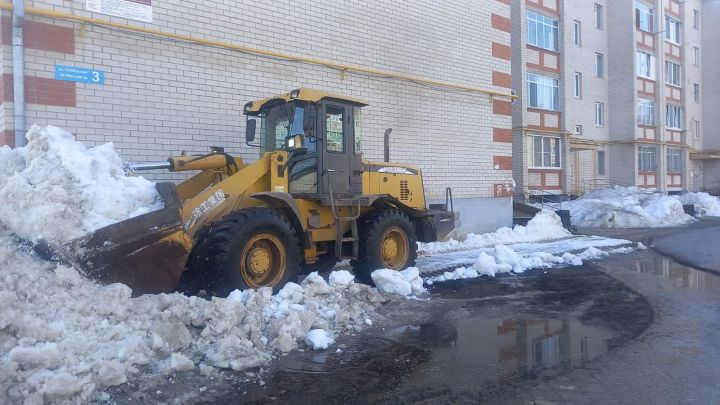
(352, 210, 417, 284)
(179, 208, 300, 297)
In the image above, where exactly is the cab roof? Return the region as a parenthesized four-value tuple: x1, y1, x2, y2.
(243, 88, 369, 114)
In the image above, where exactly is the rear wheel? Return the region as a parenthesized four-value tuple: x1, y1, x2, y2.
(352, 210, 417, 284)
(178, 208, 300, 297)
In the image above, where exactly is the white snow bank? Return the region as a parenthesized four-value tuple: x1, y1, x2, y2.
(426, 244, 625, 284)
(419, 211, 570, 255)
(561, 186, 694, 228)
(371, 267, 426, 297)
(0, 234, 386, 403)
(0, 125, 162, 243)
(672, 192, 720, 217)
(305, 329, 335, 350)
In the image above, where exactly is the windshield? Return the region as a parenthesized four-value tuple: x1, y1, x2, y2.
(255, 101, 313, 153)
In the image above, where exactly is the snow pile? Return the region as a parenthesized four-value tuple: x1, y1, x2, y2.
(305, 329, 335, 350)
(561, 186, 694, 228)
(0, 232, 386, 403)
(672, 192, 720, 217)
(371, 267, 425, 297)
(0, 125, 162, 243)
(426, 244, 622, 284)
(419, 211, 571, 255)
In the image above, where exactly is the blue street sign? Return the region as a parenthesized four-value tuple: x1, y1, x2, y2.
(54, 65, 105, 85)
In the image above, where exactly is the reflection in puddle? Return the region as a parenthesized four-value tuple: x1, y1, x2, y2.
(630, 254, 720, 291)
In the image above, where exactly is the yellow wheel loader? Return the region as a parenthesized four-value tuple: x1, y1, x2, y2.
(43, 89, 456, 296)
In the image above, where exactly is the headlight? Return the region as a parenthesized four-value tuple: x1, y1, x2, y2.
(290, 89, 300, 99)
(244, 102, 253, 113)
(288, 138, 295, 148)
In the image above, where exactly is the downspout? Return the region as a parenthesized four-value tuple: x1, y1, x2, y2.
(11, 0, 25, 147)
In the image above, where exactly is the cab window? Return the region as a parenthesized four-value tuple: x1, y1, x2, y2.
(326, 106, 345, 153)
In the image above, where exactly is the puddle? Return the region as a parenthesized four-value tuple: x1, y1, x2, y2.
(626, 252, 720, 292)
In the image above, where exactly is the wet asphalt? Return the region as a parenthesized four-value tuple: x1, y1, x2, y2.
(110, 223, 720, 405)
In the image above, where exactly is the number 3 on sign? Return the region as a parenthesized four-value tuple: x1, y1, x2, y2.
(91, 71, 100, 82)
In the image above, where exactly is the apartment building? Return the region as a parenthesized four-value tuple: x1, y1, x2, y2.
(698, 0, 720, 193)
(512, 0, 711, 196)
(0, 1, 514, 233)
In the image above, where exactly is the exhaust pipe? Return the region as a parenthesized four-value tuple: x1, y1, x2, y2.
(383, 128, 392, 162)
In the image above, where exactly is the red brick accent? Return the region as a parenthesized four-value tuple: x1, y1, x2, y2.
(526, 46, 561, 74)
(493, 99, 512, 116)
(496, 0, 511, 5)
(638, 125, 656, 141)
(638, 172, 656, 188)
(528, 168, 563, 191)
(492, 71, 512, 89)
(497, 319, 516, 334)
(527, 108, 561, 131)
(491, 14, 511, 33)
(492, 42, 511, 61)
(525, 0, 560, 16)
(493, 127, 512, 143)
(2, 74, 77, 107)
(0, 130, 14, 147)
(493, 156, 512, 170)
(1, 17, 75, 54)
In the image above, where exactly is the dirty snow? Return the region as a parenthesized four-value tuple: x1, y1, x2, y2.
(672, 192, 720, 217)
(419, 211, 571, 255)
(371, 267, 426, 296)
(0, 231, 387, 403)
(0, 125, 162, 243)
(561, 186, 695, 228)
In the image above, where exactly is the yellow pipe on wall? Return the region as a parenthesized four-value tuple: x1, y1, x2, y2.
(0, 2, 516, 100)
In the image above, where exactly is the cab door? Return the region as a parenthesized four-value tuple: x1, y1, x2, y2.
(321, 102, 355, 198)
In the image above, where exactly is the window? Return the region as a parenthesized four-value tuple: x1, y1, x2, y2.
(635, 1, 654, 32)
(532, 136, 561, 168)
(666, 104, 683, 129)
(594, 3, 603, 29)
(595, 53, 604, 78)
(665, 16, 680, 43)
(694, 47, 700, 66)
(353, 106, 362, 155)
(573, 20, 582, 46)
(595, 102, 605, 127)
(638, 145, 657, 172)
(667, 148, 683, 173)
(527, 73, 559, 111)
(636, 51, 655, 78)
(665, 61, 680, 86)
(694, 83, 700, 104)
(693, 9, 699, 30)
(637, 99, 655, 126)
(574, 72, 582, 98)
(597, 151, 606, 175)
(692, 119, 701, 140)
(527, 11, 559, 51)
(325, 106, 345, 152)
(574, 125, 583, 135)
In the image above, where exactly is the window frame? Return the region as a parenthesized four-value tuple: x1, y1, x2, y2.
(595, 102, 605, 127)
(666, 104, 683, 130)
(597, 150, 606, 175)
(526, 10, 559, 52)
(694, 83, 700, 104)
(692, 119, 701, 140)
(594, 3, 604, 30)
(638, 144, 657, 172)
(665, 16, 681, 44)
(635, 50, 655, 79)
(667, 148, 683, 173)
(595, 53, 604, 78)
(635, 1, 654, 33)
(636, 99, 655, 126)
(574, 72, 582, 98)
(530, 135, 562, 169)
(693, 47, 700, 66)
(527, 73, 559, 111)
(693, 9, 699, 30)
(324, 104, 346, 154)
(573, 20, 582, 46)
(665, 60, 681, 87)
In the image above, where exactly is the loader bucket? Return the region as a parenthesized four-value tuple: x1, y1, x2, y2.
(34, 183, 191, 296)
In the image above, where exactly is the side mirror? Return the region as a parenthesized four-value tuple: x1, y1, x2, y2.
(246, 119, 257, 143)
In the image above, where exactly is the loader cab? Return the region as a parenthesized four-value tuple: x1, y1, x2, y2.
(244, 88, 366, 200)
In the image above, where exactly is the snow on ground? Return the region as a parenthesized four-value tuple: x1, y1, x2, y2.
(0, 125, 162, 243)
(0, 232, 387, 404)
(672, 192, 720, 217)
(561, 186, 695, 228)
(419, 211, 571, 255)
(371, 267, 426, 297)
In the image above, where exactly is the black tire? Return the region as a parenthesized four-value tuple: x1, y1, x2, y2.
(352, 210, 417, 284)
(178, 207, 300, 297)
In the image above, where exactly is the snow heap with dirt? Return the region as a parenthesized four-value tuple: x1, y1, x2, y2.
(672, 192, 720, 217)
(561, 186, 695, 228)
(0, 232, 388, 403)
(418, 210, 571, 255)
(0, 125, 162, 243)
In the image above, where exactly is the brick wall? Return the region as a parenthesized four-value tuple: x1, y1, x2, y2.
(0, 0, 512, 202)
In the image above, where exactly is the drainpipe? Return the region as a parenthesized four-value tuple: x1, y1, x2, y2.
(11, 0, 25, 147)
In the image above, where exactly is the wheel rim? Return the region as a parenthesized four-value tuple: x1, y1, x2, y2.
(381, 226, 409, 270)
(240, 233, 286, 288)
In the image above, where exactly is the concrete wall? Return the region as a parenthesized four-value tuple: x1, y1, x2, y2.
(0, 0, 516, 233)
